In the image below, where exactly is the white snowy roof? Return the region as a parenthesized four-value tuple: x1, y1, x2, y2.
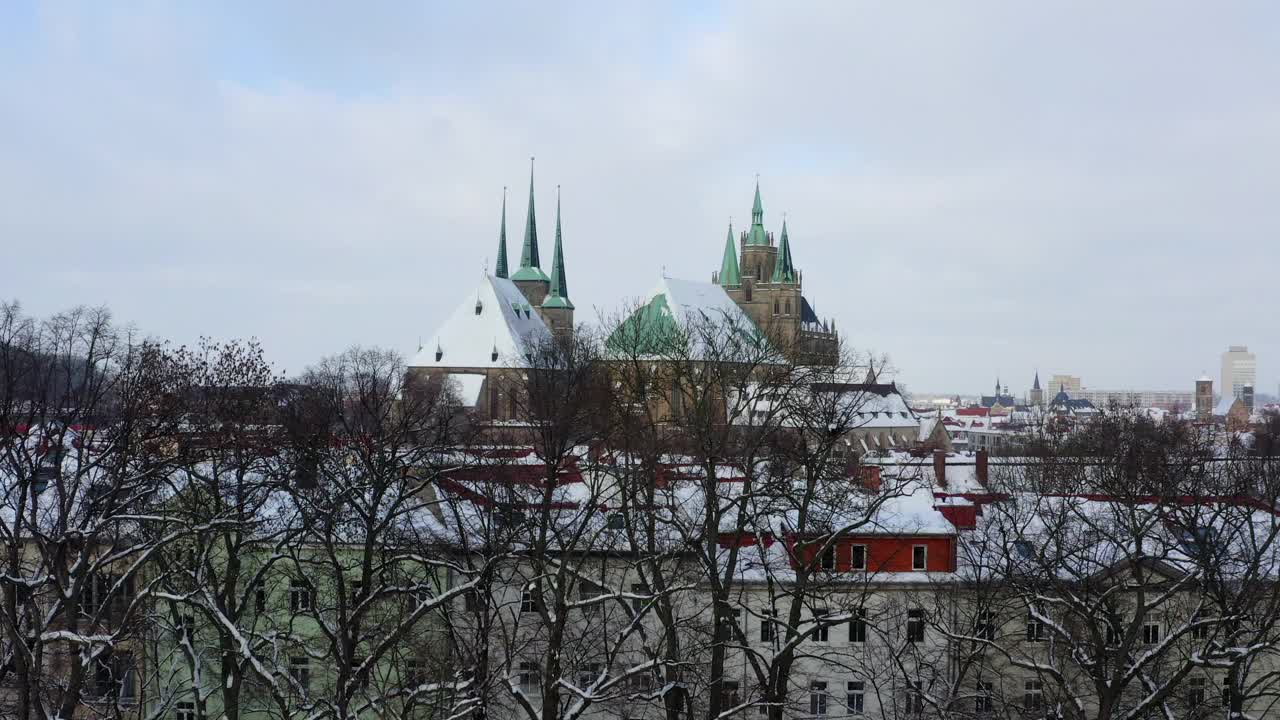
(1214, 395, 1240, 416)
(409, 274, 551, 369)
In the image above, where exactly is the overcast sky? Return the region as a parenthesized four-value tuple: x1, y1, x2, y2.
(3, 2, 1277, 395)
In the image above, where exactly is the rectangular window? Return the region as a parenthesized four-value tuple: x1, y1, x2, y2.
(521, 586, 538, 613)
(289, 580, 311, 613)
(821, 545, 836, 571)
(1026, 614, 1044, 642)
(810, 682, 828, 716)
(578, 580, 603, 603)
(578, 663, 600, 690)
(720, 680, 740, 710)
(1023, 679, 1042, 710)
(94, 652, 136, 701)
(517, 661, 539, 692)
(1142, 622, 1160, 645)
(176, 701, 196, 720)
(850, 545, 867, 571)
(1191, 611, 1209, 640)
(975, 681, 993, 714)
(912, 545, 927, 571)
(631, 583, 648, 614)
(1188, 676, 1206, 707)
(290, 657, 310, 692)
(254, 580, 266, 613)
(907, 681, 924, 714)
(812, 609, 829, 642)
(761, 610, 776, 643)
(177, 614, 195, 642)
(1223, 676, 1232, 708)
(906, 608, 925, 643)
(846, 681, 865, 715)
(975, 611, 995, 641)
(849, 608, 867, 643)
(463, 589, 480, 612)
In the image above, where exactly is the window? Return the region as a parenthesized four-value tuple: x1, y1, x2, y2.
(578, 663, 600, 690)
(812, 609, 829, 642)
(1023, 679, 1043, 711)
(906, 608, 925, 643)
(520, 586, 538, 613)
(912, 545, 927, 570)
(720, 680, 740, 710)
(773, 300, 780, 315)
(289, 580, 312, 613)
(820, 545, 836, 571)
(254, 580, 266, 613)
(94, 651, 136, 701)
(1191, 611, 1209, 640)
(906, 681, 924, 714)
(290, 657, 310, 692)
(975, 681, 993, 714)
(849, 608, 867, 643)
(1106, 621, 1122, 646)
(177, 614, 195, 642)
(975, 611, 996, 641)
(1142, 622, 1160, 645)
(578, 580, 603, 603)
(719, 607, 742, 642)
(761, 609, 776, 643)
(809, 681, 828, 716)
(631, 583, 648, 614)
(463, 589, 480, 612)
(846, 681, 865, 715)
(405, 658, 422, 686)
(1026, 614, 1044, 642)
(176, 701, 196, 720)
(1188, 676, 1206, 707)
(516, 661, 539, 692)
(850, 545, 867, 571)
(1223, 676, 1232, 708)
(607, 512, 625, 530)
(1013, 540, 1034, 559)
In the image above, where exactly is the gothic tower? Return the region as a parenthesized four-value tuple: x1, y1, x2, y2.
(511, 158, 551, 306)
(539, 187, 574, 336)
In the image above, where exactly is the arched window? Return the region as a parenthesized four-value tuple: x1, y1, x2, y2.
(773, 300, 780, 315)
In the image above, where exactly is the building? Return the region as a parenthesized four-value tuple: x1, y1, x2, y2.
(1196, 375, 1214, 421)
(1048, 374, 1082, 395)
(1028, 371, 1044, 407)
(711, 181, 839, 364)
(1222, 345, 1257, 401)
(1214, 394, 1250, 432)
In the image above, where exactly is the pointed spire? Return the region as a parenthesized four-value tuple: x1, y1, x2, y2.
(512, 158, 550, 282)
(746, 177, 769, 245)
(771, 217, 796, 283)
(495, 188, 509, 278)
(1033, 370, 1041, 390)
(543, 186, 574, 309)
(718, 221, 741, 287)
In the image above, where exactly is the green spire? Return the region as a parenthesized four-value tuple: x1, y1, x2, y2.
(746, 177, 769, 245)
(512, 157, 550, 282)
(494, 188, 509, 279)
(771, 217, 796, 283)
(543, 188, 573, 309)
(718, 222, 741, 287)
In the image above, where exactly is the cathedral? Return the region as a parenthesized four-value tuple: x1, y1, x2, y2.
(408, 164, 842, 419)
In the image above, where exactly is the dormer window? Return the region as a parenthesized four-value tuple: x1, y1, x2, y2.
(491, 346, 499, 362)
(434, 346, 443, 362)
(474, 300, 483, 315)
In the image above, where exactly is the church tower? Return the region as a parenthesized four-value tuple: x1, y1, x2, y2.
(511, 159, 551, 306)
(1029, 370, 1044, 406)
(712, 180, 836, 363)
(539, 187, 574, 336)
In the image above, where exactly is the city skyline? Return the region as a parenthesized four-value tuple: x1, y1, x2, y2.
(2, 3, 1278, 391)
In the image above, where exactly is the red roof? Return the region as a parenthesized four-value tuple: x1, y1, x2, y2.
(956, 407, 989, 417)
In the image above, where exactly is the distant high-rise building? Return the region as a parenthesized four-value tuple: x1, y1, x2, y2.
(1243, 383, 1255, 414)
(1195, 375, 1213, 421)
(1221, 345, 1256, 401)
(1048, 375, 1082, 395)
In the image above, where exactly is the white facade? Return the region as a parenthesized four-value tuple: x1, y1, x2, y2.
(1222, 345, 1257, 401)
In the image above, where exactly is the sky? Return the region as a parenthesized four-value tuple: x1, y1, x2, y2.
(3, 2, 1278, 395)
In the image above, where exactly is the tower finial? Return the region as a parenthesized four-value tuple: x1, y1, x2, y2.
(542, 184, 573, 310)
(495, 186, 509, 278)
(512, 157, 549, 283)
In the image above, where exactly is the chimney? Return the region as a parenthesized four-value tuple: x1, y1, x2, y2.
(858, 465, 882, 492)
(933, 449, 947, 489)
(975, 449, 989, 487)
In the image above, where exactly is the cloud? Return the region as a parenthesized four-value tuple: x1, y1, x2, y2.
(2, 2, 1277, 391)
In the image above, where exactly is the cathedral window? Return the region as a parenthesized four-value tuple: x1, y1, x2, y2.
(785, 299, 791, 315)
(773, 300, 780, 315)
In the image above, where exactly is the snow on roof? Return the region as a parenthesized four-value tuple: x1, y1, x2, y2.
(1214, 395, 1240, 416)
(409, 274, 550, 369)
(607, 277, 779, 361)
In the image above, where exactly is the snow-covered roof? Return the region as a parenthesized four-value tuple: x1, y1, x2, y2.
(409, 274, 550, 370)
(1214, 395, 1241, 417)
(605, 277, 779, 362)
